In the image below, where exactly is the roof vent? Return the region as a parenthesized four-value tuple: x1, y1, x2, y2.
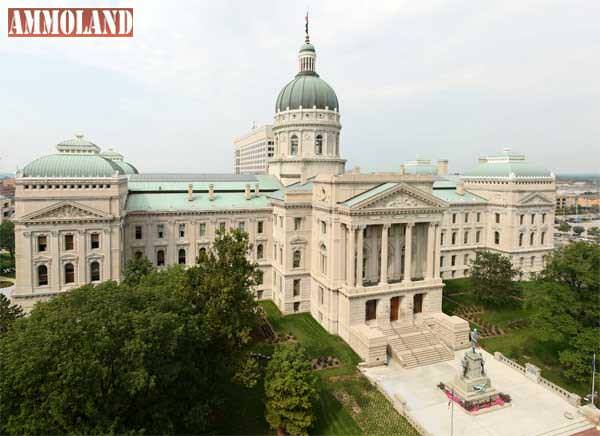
(208, 184, 215, 201)
(187, 184, 193, 201)
(245, 184, 251, 200)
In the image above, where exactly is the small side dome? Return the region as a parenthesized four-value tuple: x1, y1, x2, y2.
(22, 154, 124, 178)
(21, 134, 125, 178)
(100, 148, 139, 175)
(463, 149, 552, 178)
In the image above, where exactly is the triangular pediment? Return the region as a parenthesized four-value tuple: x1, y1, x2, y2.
(519, 193, 553, 206)
(21, 201, 110, 223)
(349, 183, 447, 211)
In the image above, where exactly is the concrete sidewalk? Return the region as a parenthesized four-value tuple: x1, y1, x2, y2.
(363, 350, 595, 436)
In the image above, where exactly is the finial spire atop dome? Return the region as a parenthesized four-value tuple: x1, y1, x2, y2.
(298, 13, 316, 75)
(305, 11, 310, 43)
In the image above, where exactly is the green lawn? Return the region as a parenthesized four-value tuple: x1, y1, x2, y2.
(215, 301, 419, 436)
(443, 278, 589, 397)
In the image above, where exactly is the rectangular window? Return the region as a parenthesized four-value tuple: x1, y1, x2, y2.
(452, 213, 457, 224)
(37, 235, 47, 252)
(157, 224, 164, 239)
(464, 212, 469, 223)
(321, 221, 327, 234)
(293, 302, 300, 312)
(477, 212, 481, 223)
(199, 222, 206, 237)
(542, 213, 546, 223)
(440, 233, 445, 246)
(179, 223, 186, 238)
(135, 225, 143, 240)
(520, 214, 524, 225)
(451, 255, 456, 266)
(279, 216, 283, 228)
(463, 231, 469, 244)
(90, 233, 100, 250)
(440, 256, 444, 267)
(451, 232, 457, 245)
(495, 213, 501, 224)
(257, 220, 264, 234)
(238, 221, 245, 231)
(476, 231, 481, 243)
(531, 214, 535, 224)
(64, 234, 74, 251)
(541, 231, 546, 244)
(294, 217, 302, 230)
(219, 222, 226, 232)
(464, 254, 469, 265)
(319, 286, 324, 305)
(365, 299, 377, 321)
(293, 279, 300, 297)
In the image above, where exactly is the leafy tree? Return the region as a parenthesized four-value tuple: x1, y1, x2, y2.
(558, 222, 571, 232)
(183, 229, 261, 388)
(0, 230, 264, 435)
(0, 294, 23, 335)
(469, 250, 521, 307)
(265, 343, 318, 436)
(0, 221, 15, 258)
(572, 225, 585, 236)
(122, 254, 154, 287)
(530, 242, 600, 386)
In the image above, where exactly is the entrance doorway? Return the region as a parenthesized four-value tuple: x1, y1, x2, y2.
(390, 296, 400, 322)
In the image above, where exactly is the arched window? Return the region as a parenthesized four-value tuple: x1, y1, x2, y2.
(494, 231, 500, 245)
(257, 244, 264, 259)
(519, 233, 524, 246)
(178, 248, 186, 265)
(156, 250, 165, 266)
(529, 232, 535, 246)
(64, 263, 75, 284)
(293, 250, 301, 268)
(37, 265, 48, 286)
(90, 261, 100, 282)
(315, 134, 323, 155)
(320, 244, 327, 274)
(290, 135, 298, 155)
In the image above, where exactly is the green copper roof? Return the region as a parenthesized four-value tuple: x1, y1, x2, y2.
(126, 192, 272, 212)
(432, 188, 487, 204)
(112, 161, 139, 175)
(56, 134, 100, 150)
(276, 74, 339, 112)
(342, 183, 398, 207)
(299, 42, 315, 53)
(22, 154, 124, 178)
(128, 174, 282, 192)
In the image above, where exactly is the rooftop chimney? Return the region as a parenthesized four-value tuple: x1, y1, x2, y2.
(245, 184, 251, 200)
(437, 160, 448, 176)
(457, 181, 465, 195)
(400, 164, 405, 175)
(187, 184, 193, 201)
(208, 184, 215, 201)
(254, 183, 260, 196)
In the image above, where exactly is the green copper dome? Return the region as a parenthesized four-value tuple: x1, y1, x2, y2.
(22, 154, 125, 178)
(276, 74, 339, 112)
(299, 42, 315, 53)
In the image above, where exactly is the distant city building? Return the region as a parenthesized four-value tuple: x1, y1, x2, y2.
(0, 194, 15, 223)
(233, 124, 274, 174)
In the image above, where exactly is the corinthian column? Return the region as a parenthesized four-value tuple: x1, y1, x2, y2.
(380, 224, 390, 284)
(403, 223, 413, 283)
(347, 225, 355, 286)
(426, 222, 435, 279)
(434, 224, 442, 279)
(356, 225, 365, 287)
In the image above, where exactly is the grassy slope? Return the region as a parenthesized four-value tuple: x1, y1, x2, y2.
(217, 302, 419, 435)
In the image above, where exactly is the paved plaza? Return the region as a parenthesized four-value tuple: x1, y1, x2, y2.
(363, 349, 595, 436)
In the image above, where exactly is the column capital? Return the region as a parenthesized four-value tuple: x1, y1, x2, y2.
(406, 222, 415, 228)
(383, 223, 391, 229)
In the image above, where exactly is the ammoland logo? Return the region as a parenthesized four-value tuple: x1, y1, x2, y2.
(8, 8, 133, 37)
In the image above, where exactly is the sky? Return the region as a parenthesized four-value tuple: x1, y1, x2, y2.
(1, 0, 600, 175)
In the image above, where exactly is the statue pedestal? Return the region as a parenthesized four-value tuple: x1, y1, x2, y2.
(442, 350, 510, 415)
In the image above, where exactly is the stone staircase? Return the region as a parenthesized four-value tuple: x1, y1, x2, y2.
(380, 324, 454, 369)
(532, 417, 595, 436)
